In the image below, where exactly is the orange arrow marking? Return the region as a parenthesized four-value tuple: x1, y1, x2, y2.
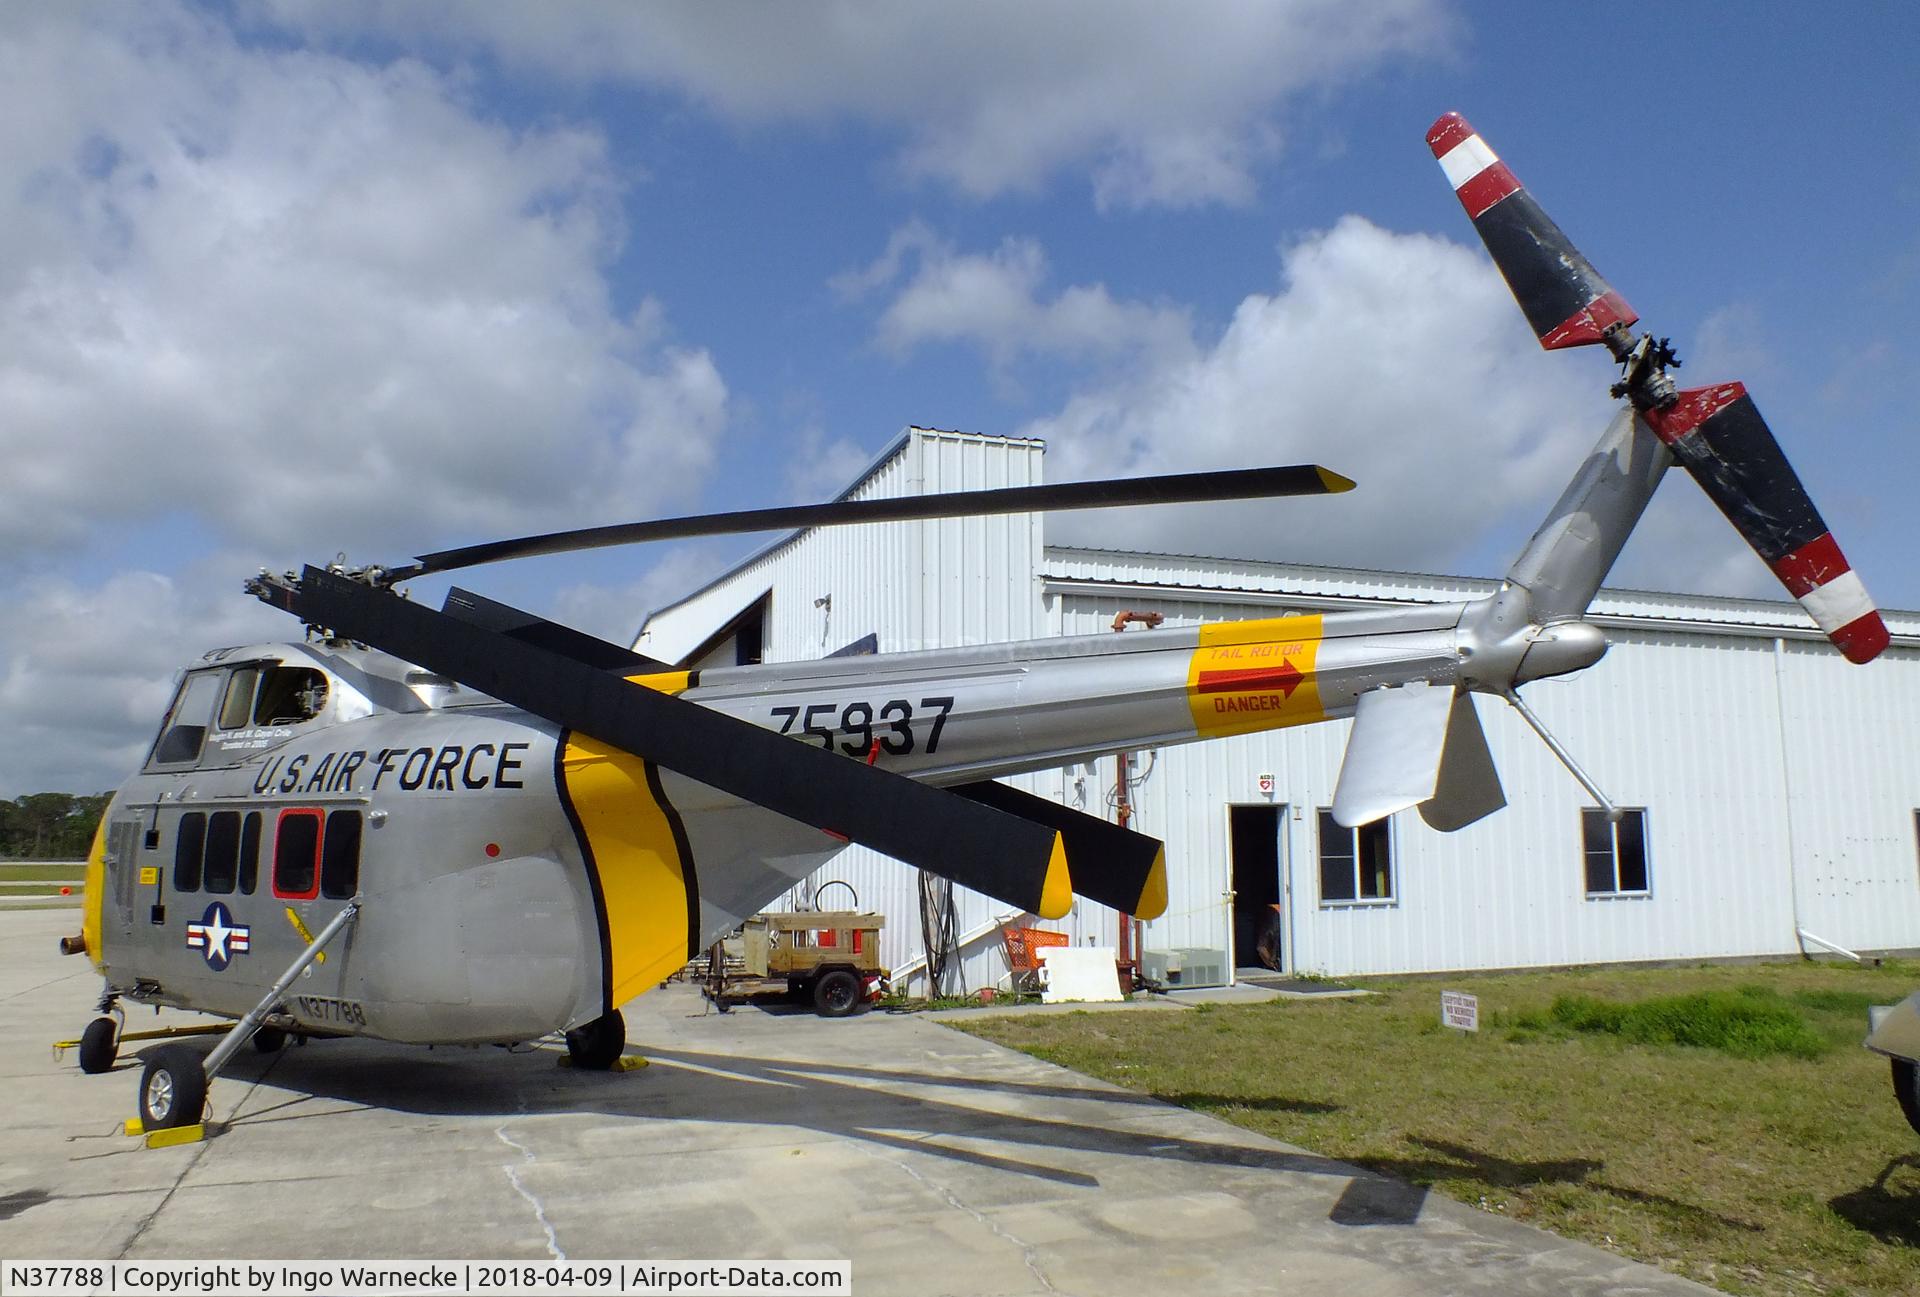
(1196, 659, 1304, 698)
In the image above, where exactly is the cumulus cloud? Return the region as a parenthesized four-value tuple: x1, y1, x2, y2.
(0, 3, 727, 568)
(0, 4, 736, 793)
(839, 223, 1194, 385)
(0, 560, 288, 797)
(263, 0, 1452, 209)
(856, 214, 1767, 593)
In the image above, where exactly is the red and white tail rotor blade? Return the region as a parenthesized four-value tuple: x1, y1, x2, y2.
(1644, 384, 1889, 663)
(1429, 111, 1889, 665)
(1427, 112, 1636, 350)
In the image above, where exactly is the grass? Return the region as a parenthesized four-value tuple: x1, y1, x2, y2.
(954, 958, 1920, 1297)
(0, 861, 86, 899)
(1509, 986, 1832, 1059)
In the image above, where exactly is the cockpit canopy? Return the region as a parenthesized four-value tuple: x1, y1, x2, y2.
(146, 658, 331, 771)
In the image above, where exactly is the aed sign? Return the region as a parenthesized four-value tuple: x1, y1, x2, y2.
(1257, 772, 1275, 797)
(1441, 990, 1479, 1032)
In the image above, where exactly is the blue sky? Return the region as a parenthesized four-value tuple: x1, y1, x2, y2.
(2, 2, 1913, 794)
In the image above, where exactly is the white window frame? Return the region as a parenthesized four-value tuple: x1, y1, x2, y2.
(1316, 809, 1396, 907)
(1582, 806, 1652, 898)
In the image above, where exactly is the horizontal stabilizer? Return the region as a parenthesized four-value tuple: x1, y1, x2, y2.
(1419, 693, 1506, 832)
(951, 780, 1167, 919)
(1331, 680, 1453, 828)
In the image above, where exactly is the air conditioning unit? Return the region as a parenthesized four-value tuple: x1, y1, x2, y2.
(1172, 947, 1229, 988)
(1140, 949, 1184, 985)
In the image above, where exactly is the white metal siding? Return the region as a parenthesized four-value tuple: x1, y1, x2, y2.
(637, 433, 1920, 987)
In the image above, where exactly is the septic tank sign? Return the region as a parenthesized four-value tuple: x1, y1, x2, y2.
(1441, 990, 1479, 1032)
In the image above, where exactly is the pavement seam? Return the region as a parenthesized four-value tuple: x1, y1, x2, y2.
(113, 1040, 289, 1257)
(494, 1119, 566, 1262)
(854, 1138, 1058, 1295)
(4, 969, 88, 1005)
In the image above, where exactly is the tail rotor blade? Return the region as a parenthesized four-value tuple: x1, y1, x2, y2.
(1645, 384, 1889, 662)
(1427, 112, 1636, 350)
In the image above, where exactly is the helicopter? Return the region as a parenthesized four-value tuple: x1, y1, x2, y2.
(58, 113, 1888, 1138)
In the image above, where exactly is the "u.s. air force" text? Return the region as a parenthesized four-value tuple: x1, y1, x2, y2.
(251, 743, 532, 795)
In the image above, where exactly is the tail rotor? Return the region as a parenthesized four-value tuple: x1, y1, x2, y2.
(1429, 111, 1888, 664)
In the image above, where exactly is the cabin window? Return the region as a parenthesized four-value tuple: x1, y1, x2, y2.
(251, 667, 329, 726)
(1318, 810, 1394, 904)
(272, 809, 322, 900)
(172, 812, 207, 892)
(238, 812, 262, 895)
(203, 811, 241, 894)
(149, 671, 226, 767)
(320, 810, 363, 900)
(1583, 808, 1650, 895)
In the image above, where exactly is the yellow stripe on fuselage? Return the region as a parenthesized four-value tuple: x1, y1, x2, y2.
(1186, 614, 1327, 739)
(562, 735, 694, 1009)
(559, 669, 698, 1008)
(83, 817, 107, 972)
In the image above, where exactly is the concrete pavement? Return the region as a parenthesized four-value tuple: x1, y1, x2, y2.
(1, 909, 1712, 1294)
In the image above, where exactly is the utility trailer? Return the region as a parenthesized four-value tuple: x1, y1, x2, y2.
(701, 911, 887, 1017)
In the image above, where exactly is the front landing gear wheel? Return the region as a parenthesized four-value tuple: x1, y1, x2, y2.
(813, 969, 861, 1018)
(564, 1010, 626, 1070)
(139, 1045, 207, 1130)
(78, 1017, 118, 1074)
(1893, 1058, 1920, 1138)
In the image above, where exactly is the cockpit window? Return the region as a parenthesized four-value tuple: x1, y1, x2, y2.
(218, 666, 262, 730)
(251, 667, 329, 725)
(148, 671, 226, 767)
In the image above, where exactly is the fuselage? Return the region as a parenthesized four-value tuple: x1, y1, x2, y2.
(88, 601, 1471, 1044)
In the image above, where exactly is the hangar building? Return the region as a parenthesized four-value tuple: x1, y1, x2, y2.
(638, 428, 1920, 992)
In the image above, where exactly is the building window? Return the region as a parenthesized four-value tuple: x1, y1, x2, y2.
(1583, 808, 1650, 895)
(1318, 810, 1393, 903)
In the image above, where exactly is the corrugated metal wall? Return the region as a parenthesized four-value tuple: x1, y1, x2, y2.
(638, 433, 1920, 988)
(1049, 582, 1920, 979)
(639, 429, 1066, 992)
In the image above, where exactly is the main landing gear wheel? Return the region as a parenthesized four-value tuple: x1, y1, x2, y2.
(1893, 1058, 1920, 1138)
(564, 1010, 626, 1070)
(813, 969, 861, 1018)
(139, 1045, 207, 1130)
(251, 1026, 287, 1054)
(78, 1017, 118, 1074)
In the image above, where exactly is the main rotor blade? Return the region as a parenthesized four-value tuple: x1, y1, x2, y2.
(276, 567, 1076, 920)
(400, 463, 1353, 580)
(1427, 112, 1636, 350)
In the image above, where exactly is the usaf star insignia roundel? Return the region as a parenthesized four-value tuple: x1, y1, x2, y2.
(185, 901, 251, 971)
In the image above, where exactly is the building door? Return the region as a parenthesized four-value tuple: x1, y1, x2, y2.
(1230, 804, 1285, 974)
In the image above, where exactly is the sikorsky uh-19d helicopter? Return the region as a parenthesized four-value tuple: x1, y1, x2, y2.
(60, 114, 1889, 1137)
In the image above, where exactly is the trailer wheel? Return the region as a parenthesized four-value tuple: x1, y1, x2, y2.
(78, 1017, 117, 1074)
(140, 1045, 207, 1130)
(1894, 1058, 1920, 1138)
(814, 969, 861, 1018)
(564, 1009, 626, 1070)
